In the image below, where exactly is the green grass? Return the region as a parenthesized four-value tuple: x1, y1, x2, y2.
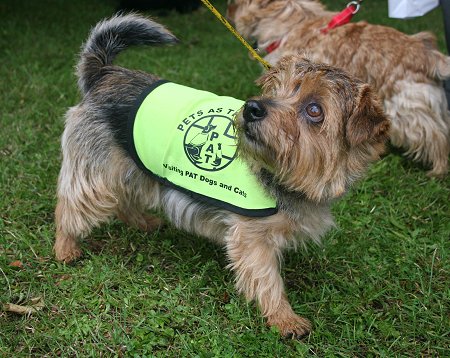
(1, 0, 449, 356)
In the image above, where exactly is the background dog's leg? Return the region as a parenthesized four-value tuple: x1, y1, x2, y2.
(441, 0, 450, 110)
(225, 219, 311, 338)
(386, 84, 450, 177)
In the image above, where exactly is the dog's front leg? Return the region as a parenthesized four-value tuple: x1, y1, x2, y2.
(225, 219, 311, 338)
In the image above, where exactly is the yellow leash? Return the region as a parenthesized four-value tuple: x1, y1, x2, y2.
(199, 0, 272, 70)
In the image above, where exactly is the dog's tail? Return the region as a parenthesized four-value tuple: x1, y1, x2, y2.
(412, 32, 450, 80)
(434, 54, 450, 79)
(77, 13, 178, 95)
(428, 50, 450, 80)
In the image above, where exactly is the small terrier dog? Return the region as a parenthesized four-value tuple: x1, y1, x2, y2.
(228, 0, 450, 177)
(54, 14, 389, 338)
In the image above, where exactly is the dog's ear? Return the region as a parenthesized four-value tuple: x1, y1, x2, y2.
(346, 84, 390, 147)
(255, 69, 276, 90)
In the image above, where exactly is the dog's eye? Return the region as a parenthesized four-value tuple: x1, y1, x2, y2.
(305, 103, 323, 123)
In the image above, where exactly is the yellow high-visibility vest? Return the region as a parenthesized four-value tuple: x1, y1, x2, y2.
(127, 80, 277, 217)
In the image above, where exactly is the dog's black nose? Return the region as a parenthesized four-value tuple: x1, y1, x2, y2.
(243, 100, 267, 122)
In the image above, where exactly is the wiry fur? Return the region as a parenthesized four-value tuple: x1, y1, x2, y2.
(228, 0, 450, 177)
(55, 14, 389, 338)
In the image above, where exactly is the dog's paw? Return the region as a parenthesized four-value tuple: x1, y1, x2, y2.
(267, 314, 311, 339)
(426, 165, 448, 178)
(141, 215, 165, 232)
(54, 236, 82, 263)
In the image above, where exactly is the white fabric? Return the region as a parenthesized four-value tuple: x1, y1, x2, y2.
(388, 0, 439, 18)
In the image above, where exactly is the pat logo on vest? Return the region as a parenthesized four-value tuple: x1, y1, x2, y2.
(182, 112, 236, 171)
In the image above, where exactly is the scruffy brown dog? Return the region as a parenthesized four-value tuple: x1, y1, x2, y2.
(54, 14, 389, 338)
(228, 0, 450, 177)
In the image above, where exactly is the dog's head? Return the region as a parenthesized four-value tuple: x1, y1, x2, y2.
(235, 56, 390, 202)
(227, 0, 324, 40)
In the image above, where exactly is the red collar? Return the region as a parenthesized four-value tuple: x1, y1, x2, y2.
(264, 4, 359, 51)
(321, 3, 359, 34)
(265, 39, 282, 54)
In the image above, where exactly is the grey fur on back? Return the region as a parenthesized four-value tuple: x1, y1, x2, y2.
(76, 14, 178, 95)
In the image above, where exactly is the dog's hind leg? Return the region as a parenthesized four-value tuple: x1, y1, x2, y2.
(116, 209, 164, 233)
(225, 215, 311, 339)
(115, 176, 164, 233)
(386, 82, 450, 177)
(54, 108, 121, 263)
